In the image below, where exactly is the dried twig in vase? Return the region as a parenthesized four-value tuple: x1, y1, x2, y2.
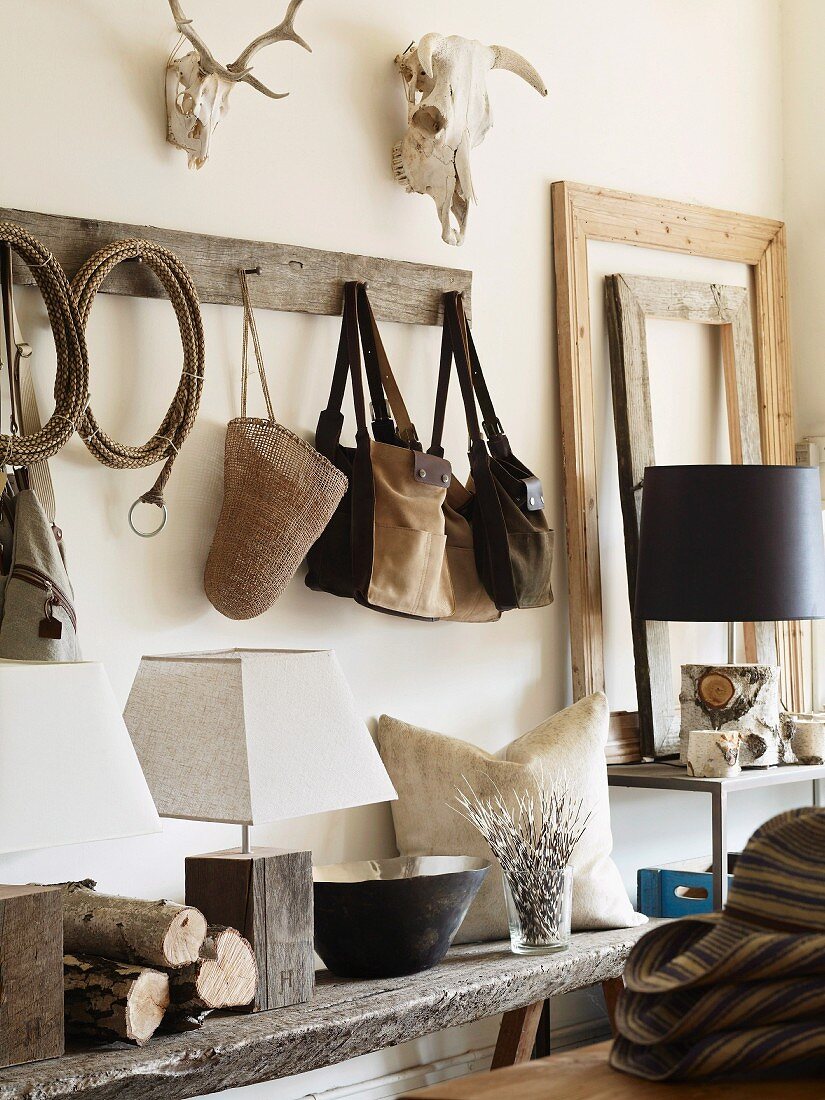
(454, 774, 590, 945)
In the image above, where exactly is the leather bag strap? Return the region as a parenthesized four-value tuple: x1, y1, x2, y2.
(356, 285, 420, 447)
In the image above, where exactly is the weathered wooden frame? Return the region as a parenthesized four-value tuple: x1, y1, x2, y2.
(0, 207, 471, 326)
(552, 181, 801, 763)
(605, 274, 776, 758)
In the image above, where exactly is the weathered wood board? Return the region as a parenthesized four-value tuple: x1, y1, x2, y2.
(185, 847, 314, 1011)
(0, 924, 659, 1100)
(0, 884, 64, 1068)
(0, 207, 471, 326)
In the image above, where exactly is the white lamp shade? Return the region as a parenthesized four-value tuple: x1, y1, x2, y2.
(124, 649, 397, 826)
(0, 661, 161, 855)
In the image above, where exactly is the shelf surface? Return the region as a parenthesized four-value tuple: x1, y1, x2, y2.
(607, 761, 825, 793)
(0, 925, 660, 1100)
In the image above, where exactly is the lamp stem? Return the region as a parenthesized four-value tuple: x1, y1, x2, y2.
(241, 825, 251, 855)
(727, 621, 735, 665)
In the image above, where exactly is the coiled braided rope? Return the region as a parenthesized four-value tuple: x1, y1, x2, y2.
(0, 223, 90, 465)
(71, 238, 205, 524)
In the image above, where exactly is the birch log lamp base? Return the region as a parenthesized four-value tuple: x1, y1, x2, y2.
(634, 465, 825, 764)
(124, 648, 397, 1012)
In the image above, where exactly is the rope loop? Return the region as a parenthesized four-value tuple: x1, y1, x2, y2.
(0, 223, 89, 466)
(70, 239, 205, 531)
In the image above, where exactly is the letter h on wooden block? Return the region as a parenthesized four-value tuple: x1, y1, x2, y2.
(0, 884, 64, 1068)
(185, 848, 314, 1011)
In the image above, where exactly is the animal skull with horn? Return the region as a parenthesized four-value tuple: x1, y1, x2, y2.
(393, 34, 547, 245)
(166, 0, 311, 169)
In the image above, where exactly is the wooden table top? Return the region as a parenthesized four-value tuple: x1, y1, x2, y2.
(406, 1042, 825, 1098)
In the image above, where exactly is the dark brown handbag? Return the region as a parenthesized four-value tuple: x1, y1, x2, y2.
(440, 292, 554, 612)
(306, 283, 454, 620)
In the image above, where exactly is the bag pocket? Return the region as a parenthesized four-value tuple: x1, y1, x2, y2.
(367, 527, 454, 619)
(445, 544, 500, 623)
(507, 528, 555, 609)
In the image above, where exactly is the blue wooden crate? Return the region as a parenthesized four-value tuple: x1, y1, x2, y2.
(637, 857, 736, 917)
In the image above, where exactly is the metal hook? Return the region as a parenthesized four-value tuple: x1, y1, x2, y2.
(242, 266, 262, 276)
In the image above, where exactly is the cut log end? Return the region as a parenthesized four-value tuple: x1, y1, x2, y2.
(126, 970, 171, 1046)
(198, 927, 257, 1009)
(697, 671, 735, 709)
(162, 907, 209, 968)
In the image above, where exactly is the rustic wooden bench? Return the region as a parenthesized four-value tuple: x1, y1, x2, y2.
(406, 1040, 825, 1098)
(0, 924, 658, 1100)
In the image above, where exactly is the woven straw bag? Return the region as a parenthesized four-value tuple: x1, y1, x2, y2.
(204, 273, 347, 619)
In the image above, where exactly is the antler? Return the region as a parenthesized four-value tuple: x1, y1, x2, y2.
(228, 0, 312, 98)
(490, 45, 548, 96)
(167, 0, 250, 80)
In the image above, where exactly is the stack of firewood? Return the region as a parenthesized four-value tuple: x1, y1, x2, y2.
(60, 881, 257, 1046)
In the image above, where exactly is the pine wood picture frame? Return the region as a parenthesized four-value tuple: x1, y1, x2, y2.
(605, 274, 777, 758)
(552, 182, 801, 763)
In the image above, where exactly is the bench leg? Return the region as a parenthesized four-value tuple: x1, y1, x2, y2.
(602, 977, 624, 1037)
(491, 1001, 544, 1069)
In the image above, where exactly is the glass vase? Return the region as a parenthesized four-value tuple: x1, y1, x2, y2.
(503, 866, 573, 955)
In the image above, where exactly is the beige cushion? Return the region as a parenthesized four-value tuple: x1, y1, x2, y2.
(377, 693, 647, 943)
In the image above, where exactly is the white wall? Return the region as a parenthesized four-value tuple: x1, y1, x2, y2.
(0, 2, 810, 1096)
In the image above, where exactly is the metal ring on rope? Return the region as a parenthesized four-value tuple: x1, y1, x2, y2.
(128, 498, 169, 538)
(0, 225, 89, 465)
(70, 239, 205, 535)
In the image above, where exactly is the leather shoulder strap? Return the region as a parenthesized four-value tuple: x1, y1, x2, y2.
(356, 285, 419, 447)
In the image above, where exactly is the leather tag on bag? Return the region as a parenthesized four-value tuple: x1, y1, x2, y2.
(413, 451, 452, 488)
(39, 616, 63, 639)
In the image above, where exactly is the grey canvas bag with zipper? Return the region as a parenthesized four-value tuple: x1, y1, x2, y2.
(0, 489, 80, 660)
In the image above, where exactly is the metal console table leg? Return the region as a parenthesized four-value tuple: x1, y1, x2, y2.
(711, 788, 729, 910)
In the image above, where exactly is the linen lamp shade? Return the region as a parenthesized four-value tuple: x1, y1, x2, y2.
(635, 465, 825, 622)
(123, 649, 397, 825)
(0, 660, 160, 855)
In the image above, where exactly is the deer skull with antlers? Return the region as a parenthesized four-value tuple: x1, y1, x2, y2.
(393, 35, 547, 245)
(166, 0, 311, 169)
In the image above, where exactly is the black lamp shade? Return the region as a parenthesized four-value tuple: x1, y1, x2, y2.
(634, 465, 825, 622)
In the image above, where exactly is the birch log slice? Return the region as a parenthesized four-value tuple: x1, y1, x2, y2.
(166, 926, 258, 1027)
(63, 954, 169, 1047)
(61, 881, 207, 968)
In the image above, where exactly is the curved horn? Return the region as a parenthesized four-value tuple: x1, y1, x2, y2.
(416, 33, 443, 79)
(490, 45, 547, 96)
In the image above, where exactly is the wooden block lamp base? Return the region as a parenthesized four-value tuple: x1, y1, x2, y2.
(185, 847, 314, 1011)
(0, 884, 64, 1068)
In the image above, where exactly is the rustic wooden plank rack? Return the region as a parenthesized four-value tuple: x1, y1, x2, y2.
(0, 207, 471, 326)
(0, 926, 658, 1100)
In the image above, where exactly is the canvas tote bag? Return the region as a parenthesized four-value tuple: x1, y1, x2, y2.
(443, 292, 554, 612)
(306, 283, 455, 620)
(204, 271, 347, 619)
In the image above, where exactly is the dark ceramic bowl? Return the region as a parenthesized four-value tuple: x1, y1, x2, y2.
(313, 855, 490, 979)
